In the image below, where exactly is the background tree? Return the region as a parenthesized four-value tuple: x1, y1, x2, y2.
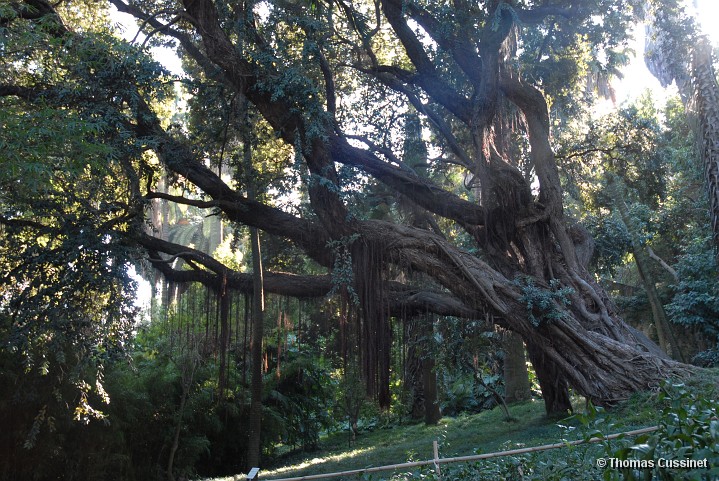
(557, 93, 719, 366)
(556, 98, 684, 359)
(643, 0, 719, 259)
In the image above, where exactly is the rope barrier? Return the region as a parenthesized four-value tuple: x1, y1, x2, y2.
(262, 425, 659, 481)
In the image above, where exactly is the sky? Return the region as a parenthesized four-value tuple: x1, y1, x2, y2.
(111, 9, 184, 75)
(694, 0, 719, 41)
(615, 0, 719, 105)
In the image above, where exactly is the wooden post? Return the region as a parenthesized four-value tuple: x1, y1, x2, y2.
(433, 440, 441, 478)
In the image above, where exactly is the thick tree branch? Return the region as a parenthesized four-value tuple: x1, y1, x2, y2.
(109, 0, 225, 81)
(0, 215, 57, 234)
(145, 191, 225, 209)
(144, 246, 334, 298)
(403, 2, 483, 85)
(0, 84, 38, 99)
(379, 0, 473, 123)
(331, 138, 485, 226)
(178, 0, 355, 236)
(142, 231, 486, 317)
(1, 0, 68, 36)
(130, 99, 333, 266)
(360, 67, 474, 168)
(317, 46, 337, 118)
(138, 233, 229, 275)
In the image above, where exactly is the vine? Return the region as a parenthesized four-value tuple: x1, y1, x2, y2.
(327, 234, 361, 305)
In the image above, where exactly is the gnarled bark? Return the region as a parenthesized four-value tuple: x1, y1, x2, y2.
(152, 0, 691, 408)
(4, 0, 696, 415)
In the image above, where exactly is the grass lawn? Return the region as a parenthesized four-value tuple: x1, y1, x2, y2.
(254, 398, 588, 481)
(206, 370, 719, 481)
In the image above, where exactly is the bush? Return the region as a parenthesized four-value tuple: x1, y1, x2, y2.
(609, 383, 719, 480)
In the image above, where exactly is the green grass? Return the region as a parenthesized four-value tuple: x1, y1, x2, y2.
(207, 370, 719, 481)
(254, 398, 580, 481)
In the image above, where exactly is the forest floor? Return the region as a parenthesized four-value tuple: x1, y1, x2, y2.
(207, 386, 669, 481)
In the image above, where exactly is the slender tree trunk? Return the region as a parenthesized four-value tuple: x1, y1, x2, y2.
(246, 225, 264, 470)
(503, 330, 530, 403)
(243, 97, 265, 470)
(167, 392, 186, 481)
(421, 314, 441, 425)
(422, 354, 441, 425)
(242, 294, 249, 386)
(404, 317, 425, 421)
(607, 176, 685, 362)
(218, 275, 230, 399)
(403, 312, 441, 424)
(168, 354, 197, 481)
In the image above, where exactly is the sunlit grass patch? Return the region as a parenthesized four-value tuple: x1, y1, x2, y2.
(262, 447, 375, 478)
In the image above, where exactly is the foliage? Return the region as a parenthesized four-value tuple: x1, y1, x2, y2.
(0, 31, 149, 481)
(516, 277, 575, 327)
(667, 234, 719, 345)
(263, 350, 335, 454)
(557, 93, 719, 360)
(583, 212, 633, 277)
(558, 95, 669, 253)
(431, 317, 506, 416)
(0, 13, 178, 471)
(608, 383, 719, 480)
(327, 234, 361, 305)
(103, 332, 215, 480)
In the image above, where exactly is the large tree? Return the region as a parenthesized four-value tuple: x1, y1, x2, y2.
(0, 0, 693, 420)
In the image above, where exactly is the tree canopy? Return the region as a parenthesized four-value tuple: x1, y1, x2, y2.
(3, 0, 718, 476)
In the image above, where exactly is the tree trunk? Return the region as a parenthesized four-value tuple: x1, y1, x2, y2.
(244, 97, 265, 469)
(217, 275, 230, 399)
(420, 313, 441, 425)
(525, 341, 572, 415)
(607, 176, 685, 362)
(422, 355, 441, 425)
(403, 312, 441, 424)
(246, 225, 264, 470)
(404, 317, 425, 421)
(503, 330, 530, 404)
(690, 38, 719, 263)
